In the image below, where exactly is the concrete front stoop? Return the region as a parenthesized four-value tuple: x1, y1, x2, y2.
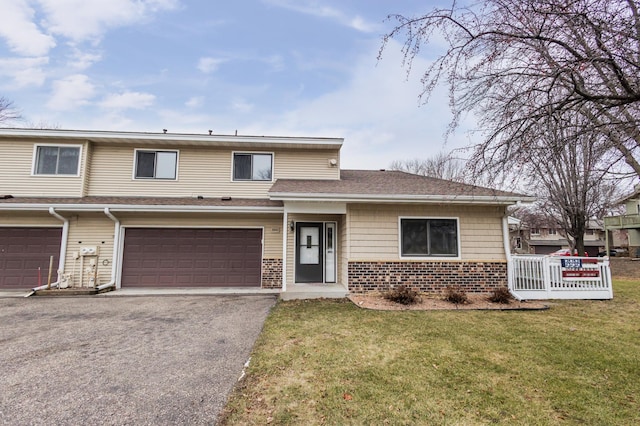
(281, 283, 349, 300)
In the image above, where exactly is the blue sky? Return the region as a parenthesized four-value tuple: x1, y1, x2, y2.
(0, 0, 471, 169)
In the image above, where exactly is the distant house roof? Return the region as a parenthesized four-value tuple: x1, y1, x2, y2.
(270, 170, 534, 204)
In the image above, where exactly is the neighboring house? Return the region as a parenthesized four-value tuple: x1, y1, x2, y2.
(604, 185, 640, 257)
(0, 128, 533, 294)
(508, 211, 606, 256)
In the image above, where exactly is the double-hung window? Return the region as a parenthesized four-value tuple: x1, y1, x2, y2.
(134, 150, 178, 179)
(34, 145, 81, 175)
(400, 218, 459, 257)
(233, 153, 272, 181)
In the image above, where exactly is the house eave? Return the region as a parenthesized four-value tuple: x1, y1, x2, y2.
(0, 128, 344, 149)
(269, 192, 535, 205)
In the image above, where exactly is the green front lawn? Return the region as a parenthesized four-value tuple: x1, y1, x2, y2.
(220, 281, 640, 425)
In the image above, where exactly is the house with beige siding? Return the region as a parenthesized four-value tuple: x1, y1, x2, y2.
(0, 128, 533, 295)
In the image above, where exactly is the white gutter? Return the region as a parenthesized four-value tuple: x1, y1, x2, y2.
(0, 128, 344, 148)
(30, 208, 69, 294)
(502, 214, 523, 301)
(48, 207, 69, 284)
(97, 208, 119, 291)
(0, 204, 284, 213)
(282, 211, 288, 292)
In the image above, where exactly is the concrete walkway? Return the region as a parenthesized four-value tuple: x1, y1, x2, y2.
(281, 283, 349, 300)
(1, 284, 350, 300)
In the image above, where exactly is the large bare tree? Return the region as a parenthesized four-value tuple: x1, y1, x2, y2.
(522, 113, 622, 254)
(0, 96, 21, 125)
(381, 0, 640, 177)
(389, 151, 467, 182)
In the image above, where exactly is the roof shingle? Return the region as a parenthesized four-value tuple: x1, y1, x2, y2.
(269, 169, 531, 200)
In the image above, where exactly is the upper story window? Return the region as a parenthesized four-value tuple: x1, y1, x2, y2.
(548, 228, 557, 235)
(530, 228, 540, 235)
(585, 229, 595, 236)
(233, 153, 272, 181)
(33, 145, 81, 176)
(400, 218, 459, 258)
(134, 150, 177, 180)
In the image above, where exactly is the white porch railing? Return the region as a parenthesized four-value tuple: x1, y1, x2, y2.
(510, 255, 613, 300)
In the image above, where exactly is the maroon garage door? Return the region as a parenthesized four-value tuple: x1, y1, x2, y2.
(121, 228, 263, 287)
(0, 227, 62, 289)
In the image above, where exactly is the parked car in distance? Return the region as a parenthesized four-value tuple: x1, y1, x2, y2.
(550, 248, 589, 257)
(550, 249, 574, 256)
(598, 249, 617, 257)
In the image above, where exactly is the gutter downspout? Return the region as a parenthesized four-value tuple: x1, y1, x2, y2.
(30, 208, 70, 294)
(502, 214, 523, 301)
(24, 207, 69, 297)
(282, 211, 288, 292)
(97, 207, 119, 291)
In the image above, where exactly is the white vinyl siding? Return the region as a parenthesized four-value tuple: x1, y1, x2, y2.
(348, 204, 507, 261)
(88, 146, 340, 198)
(64, 214, 115, 287)
(0, 141, 84, 196)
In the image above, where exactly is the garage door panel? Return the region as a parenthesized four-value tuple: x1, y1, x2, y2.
(0, 227, 62, 289)
(121, 228, 262, 288)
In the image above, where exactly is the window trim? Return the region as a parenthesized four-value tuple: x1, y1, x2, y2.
(132, 149, 179, 180)
(530, 228, 540, 235)
(398, 216, 461, 260)
(31, 143, 83, 177)
(231, 151, 274, 182)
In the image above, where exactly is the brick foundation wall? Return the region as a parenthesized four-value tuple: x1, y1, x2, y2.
(348, 261, 508, 294)
(262, 258, 283, 289)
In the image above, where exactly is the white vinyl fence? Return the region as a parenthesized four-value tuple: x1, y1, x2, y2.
(510, 255, 613, 300)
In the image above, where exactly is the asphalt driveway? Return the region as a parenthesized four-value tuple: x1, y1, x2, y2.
(0, 295, 277, 425)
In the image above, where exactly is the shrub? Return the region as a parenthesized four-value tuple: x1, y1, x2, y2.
(444, 285, 468, 304)
(383, 285, 420, 305)
(488, 287, 512, 304)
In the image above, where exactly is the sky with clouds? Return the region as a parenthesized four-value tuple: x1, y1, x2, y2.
(0, 0, 475, 169)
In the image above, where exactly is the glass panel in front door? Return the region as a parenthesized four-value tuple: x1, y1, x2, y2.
(299, 226, 320, 264)
(325, 223, 336, 283)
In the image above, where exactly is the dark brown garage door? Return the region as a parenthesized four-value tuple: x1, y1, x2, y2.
(121, 228, 263, 287)
(0, 227, 62, 289)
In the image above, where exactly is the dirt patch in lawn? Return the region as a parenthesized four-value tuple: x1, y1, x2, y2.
(349, 293, 549, 311)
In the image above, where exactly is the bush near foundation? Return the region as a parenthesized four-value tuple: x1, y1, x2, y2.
(444, 285, 468, 305)
(383, 285, 420, 305)
(488, 287, 512, 304)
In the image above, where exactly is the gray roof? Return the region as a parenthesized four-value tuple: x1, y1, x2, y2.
(270, 170, 533, 202)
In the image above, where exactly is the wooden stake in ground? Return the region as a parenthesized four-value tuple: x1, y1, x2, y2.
(47, 255, 54, 290)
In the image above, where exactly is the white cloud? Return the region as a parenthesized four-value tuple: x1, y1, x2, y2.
(231, 98, 254, 113)
(262, 0, 378, 32)
(0, 0, 56, 56)
(238, 40, 468, 169)
(67, 48, 103, 71)
(37, 0, 180, 42)
(0, 57, 49, 88)
(197, 57, 227, 74)
(185, 96, 204, 108)
(99, 91, 156, 110)
(47, 74, 96, 111)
